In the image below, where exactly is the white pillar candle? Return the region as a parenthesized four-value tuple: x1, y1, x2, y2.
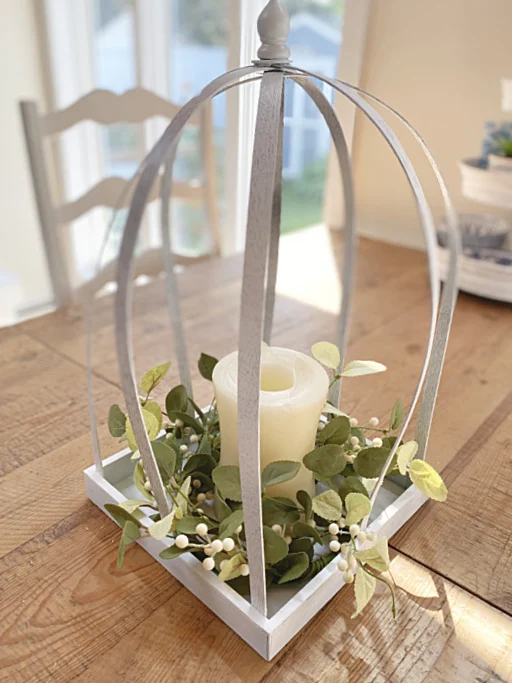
(212, 346, 329, 500)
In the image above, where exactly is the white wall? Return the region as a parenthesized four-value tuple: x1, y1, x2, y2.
(0, 0, 52, 316)
(333, 0, 512, 248)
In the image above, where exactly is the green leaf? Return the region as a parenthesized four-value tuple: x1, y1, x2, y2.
(276, 552, 310, 584)
(262, 498, 300, 527)
(175, 515, 212, 534)
(140, 362, 171, 395)
(339, 476, 370, 502)
(165, 385, 188, 420)
(177, 476, 191, 516)
(397, 441, 418, 475)
(304, 444, 346, 478)
(409, 460, 448, 502)
(311, 341, 340, 370)
(213, 492, 232, 522)
(390, 398, 404, 431)
(105, 503, 142, 529)
(159, 544, 190, 560)
(353, 447, 390, 479)
(182, 453, 217, 478)
(212, 466, 242, 502)
(117, 520, 141, 569)
(133, 461, 155, 501)
(263, 526, 289, 564)
(342, 360, 387, 377)
(292, 520, 323, 545)
(289, 537, 314, 561)
(108, 404, 126, 438)
(198, 353, 219, 381)
(126, 409, 160, 452)
(345, 492, 372, 525)
(119, 499, 152, 515)
(352, 566, 377, 617)
(151, 440, 177, 478)
(318, 416, 351, 446)
(262, 461, 301, 488)
(148, 510, 176, 540)
(354, 537, 390, 573)
(311, 490, 343, 521)
(170, 411, 204, 435)
(219, 509, 244, 540)
(322, 403, 348, 417)
(144, 400, 162, 430)
(297, 490, 313, 521)
(218, 553, 246, 582)
(197, 435, 212, 455)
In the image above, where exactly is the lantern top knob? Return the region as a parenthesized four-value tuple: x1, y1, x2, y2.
(255, 0, 291, 64)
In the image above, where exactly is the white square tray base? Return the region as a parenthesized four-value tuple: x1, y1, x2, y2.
(84, 448, 427, 660)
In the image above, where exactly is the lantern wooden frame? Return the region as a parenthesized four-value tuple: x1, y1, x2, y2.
(84, 0, 460, 660)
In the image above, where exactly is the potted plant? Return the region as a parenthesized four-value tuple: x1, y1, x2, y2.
(488, 136, 512, 171)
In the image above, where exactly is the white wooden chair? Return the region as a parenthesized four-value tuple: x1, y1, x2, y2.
(20, 88, 220, 307)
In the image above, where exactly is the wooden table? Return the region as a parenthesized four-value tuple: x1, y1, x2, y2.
(1, 231, 512, 682)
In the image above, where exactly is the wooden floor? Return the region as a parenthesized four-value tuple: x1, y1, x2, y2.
(1, 229, 512, 682)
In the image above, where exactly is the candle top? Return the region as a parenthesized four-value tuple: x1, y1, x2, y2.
(212, 346, 328, 408)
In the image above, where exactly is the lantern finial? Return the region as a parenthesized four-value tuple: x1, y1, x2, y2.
(256, 0, 291, 64)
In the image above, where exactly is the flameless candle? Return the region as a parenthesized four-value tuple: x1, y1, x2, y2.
(212, 346, 329, 500)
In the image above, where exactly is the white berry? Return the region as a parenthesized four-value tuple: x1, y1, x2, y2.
(211, 539, 223, 553)
(144, 480, 152, 491)
(328, 523, 339, 535)
(284, 536, 292, 545)
(318, 422, 325, 431)
(204, 546, 214, 556)
(193, 479, 202, 489)
(271, 524, 282, 534)
(350, 524, 360, 537)
(190, 434, 199, 444)
(188, 487, 193, 495)
(175, 419, 183, 428)
(349, 417, 358, 427)
(330, 540, 341, 553)
(308, 519, 316, 528)
(203, 557, 215, 571)
(205, 492, 214, 501)
(343, 570, 354, 584)
(348, 555, 358, 570)
(235, 525, 243, 534)
(222, 537, 235, 552)
(197, 493, 206, 503)
(240, 564, 250, 577)
(367, 531, 377, 543)
(350, 436, 359, 446)
(337, 558, 348, 571)
(357, 531, 367, 543)
(179, 444, 188, 453)
(195, 523, 208, 537)
(338, 517, 346, 528)
(369, 417, 379, 427)
(184, 427, 191, 435)
(372, 437, 383, 448)
(175, 534, 188, 549)
(345, 454, 355, 464)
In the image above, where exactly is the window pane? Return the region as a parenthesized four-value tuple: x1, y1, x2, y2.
(280, 0, 345, 233)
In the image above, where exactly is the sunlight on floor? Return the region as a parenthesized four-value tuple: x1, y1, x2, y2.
(276, 224, 341, 315)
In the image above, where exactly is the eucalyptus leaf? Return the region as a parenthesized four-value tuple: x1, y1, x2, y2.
(117, 520, 140, 569)
(133, 461, 155, 502)
(289, 537, 314, 561)
(322, 403, 348, 417)
(171, 411, 204, 435)
(318, 416, 351, 446)
(263, 526, 289, 564)
(140, 361, 171, 395)
(297, 490, 313, 520)
(262, 498, 300, 527)
(177, 476, 191, 516)
(219, 509, 244, 540)
(276, 552, 310, 584)
(311, 341, 340, 370)
(311, 490, 343, 521)
(212, 466, 242, 502)
(126, 409, 160, 452)
(105, 503, 142, 529)
(165, 385, 188, 419)
(292, 521, 323, 545)
(353, 447, 390, 479)
(152, 440, 177, 478)
(160, 544, 193, 560)
(262, 461, 301, 488)
(148, 510, 176, 540)
(198, 353, 219, 381)
(409, 460, 448, 501)
(390, 398, 404, 431)
(345, 492, 372, 525)
(175, 515, 213, 534)
(218, 553, 246, 582)
(352, 566, 376, 617)
(354, 537, 390, 572)
(144, 400, 162, 430)
(198, 434, 212, 455)
(119, 499, 152, 514)
(182, 453, 216, 477)
(188, 397, 207, 423)
(342, 360, 387, 377)
(397, 441, 418, 475)
(214, 492, 232, 522)
(108, 404, 126, 438)
(339, 476, 370, 502)
(304, 444, 346, 478)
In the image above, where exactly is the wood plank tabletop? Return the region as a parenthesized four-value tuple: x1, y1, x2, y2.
(1, 229, 511, 682)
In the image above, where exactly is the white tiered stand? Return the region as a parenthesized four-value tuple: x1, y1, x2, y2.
(450, 79, 512, 303)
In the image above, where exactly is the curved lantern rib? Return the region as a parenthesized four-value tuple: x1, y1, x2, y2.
(290, 75, 356, 408)
(115, 65, 261, 516)
(238, 70, 286, 617)
(284, 66, 440, 510)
